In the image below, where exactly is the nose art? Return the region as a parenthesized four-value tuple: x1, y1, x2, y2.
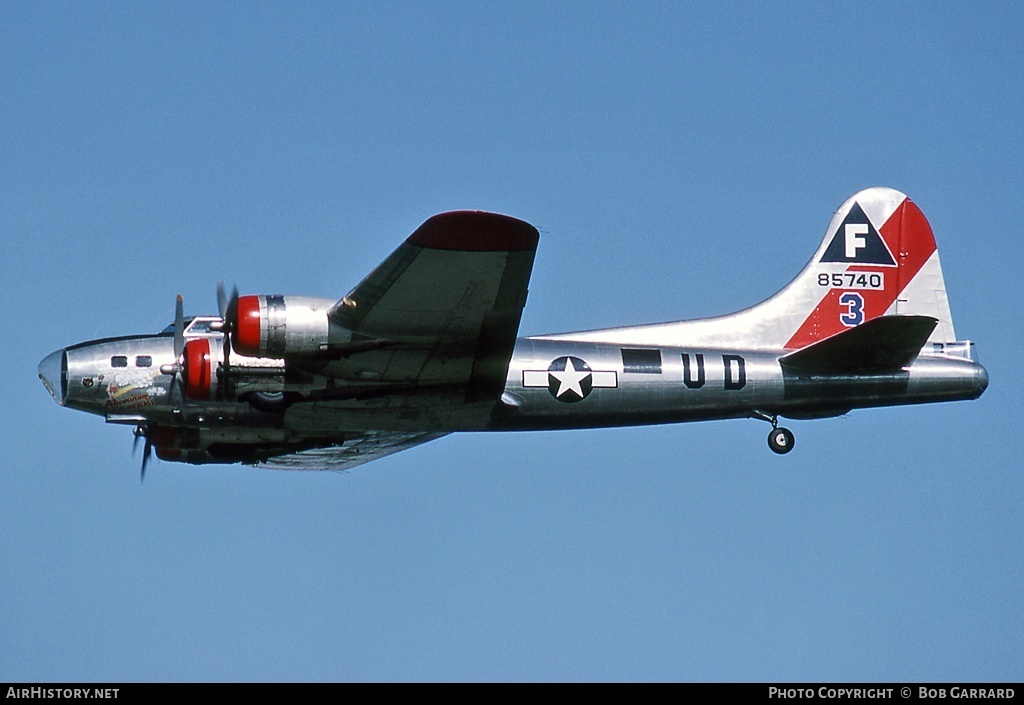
(38, 349, 68, 406)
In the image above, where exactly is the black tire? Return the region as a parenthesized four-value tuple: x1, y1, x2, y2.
(768, 427, 795, 454)
(244, 391, 299, 413)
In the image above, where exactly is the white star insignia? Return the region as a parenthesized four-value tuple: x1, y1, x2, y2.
(522, 357, 618, 402)
(550, 357, 590, 398)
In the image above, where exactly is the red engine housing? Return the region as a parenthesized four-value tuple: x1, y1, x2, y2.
(234, 295, 265, 358)
(231, 294, 331, 358)
(182, 338, 218, 400)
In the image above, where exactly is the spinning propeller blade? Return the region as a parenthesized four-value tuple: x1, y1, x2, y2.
(173, 294, 185, 360)
(215, 280, 239, 398)
(159, 294, 189, 414)
(133, 426, 152, 483)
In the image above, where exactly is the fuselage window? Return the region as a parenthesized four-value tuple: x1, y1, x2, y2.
(135, 355, 152, 367)
(111, 355, 128, 368)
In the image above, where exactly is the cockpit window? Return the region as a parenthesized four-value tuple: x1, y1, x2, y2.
(185, 319, 215, 335)
(111, 355, 128, 368)
(160, 316, 196, 334)
(135, 355, 152, 367)
(160, 317, 220, 336)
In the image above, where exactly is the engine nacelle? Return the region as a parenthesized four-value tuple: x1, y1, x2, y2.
(233, 295, 335, 358)
(148, 421, 292, 465)
(182, 338, 221, 400)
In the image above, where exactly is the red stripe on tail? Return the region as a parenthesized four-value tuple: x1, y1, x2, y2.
(784, 198, 936, 349)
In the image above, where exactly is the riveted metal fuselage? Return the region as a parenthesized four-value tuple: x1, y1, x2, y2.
(493, 337, 988, 431)
(41, 328, 988, 438)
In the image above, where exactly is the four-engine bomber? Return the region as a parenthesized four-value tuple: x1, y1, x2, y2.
(39, 188, 988, 474)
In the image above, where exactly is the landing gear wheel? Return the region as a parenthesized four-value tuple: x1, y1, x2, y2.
(243, 391, 300, 413)
(768, 427, 795, 455)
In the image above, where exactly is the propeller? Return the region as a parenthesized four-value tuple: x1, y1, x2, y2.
(133, 426, 153, 483)
(213, 280, 239, 399)
(173, 294, 185, 360)
(216, 279, 238, 326)
(141, 293, 192, 482)
(160, 294, 188, 407)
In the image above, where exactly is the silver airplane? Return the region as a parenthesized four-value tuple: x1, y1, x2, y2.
(38, 187, 988, 476)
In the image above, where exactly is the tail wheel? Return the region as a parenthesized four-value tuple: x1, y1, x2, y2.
(768, 427, 795, 455)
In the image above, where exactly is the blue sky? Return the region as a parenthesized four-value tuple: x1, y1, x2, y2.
(2, 2, 1022, 681)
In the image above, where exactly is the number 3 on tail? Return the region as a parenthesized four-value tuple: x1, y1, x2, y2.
(839, 292, 864, 327)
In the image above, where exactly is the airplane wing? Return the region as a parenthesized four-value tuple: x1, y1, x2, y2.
(283, 211, 539, 436)
(327, 210, 539, 401)
(262, 431, 448, 471)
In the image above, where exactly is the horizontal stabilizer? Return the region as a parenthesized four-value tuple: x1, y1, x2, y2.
(780, 315, 937, 373)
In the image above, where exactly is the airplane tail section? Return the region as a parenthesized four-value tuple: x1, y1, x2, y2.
(537, 187, 963, 352)
(779, 187, 957, 349)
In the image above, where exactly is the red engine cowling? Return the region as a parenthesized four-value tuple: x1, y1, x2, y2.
(182, 338, 219, 400)
(232, 295, 332, 358)
(150, 425, 186, 461)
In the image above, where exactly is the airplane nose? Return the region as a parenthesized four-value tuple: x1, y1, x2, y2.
(38, 349, 68, 406)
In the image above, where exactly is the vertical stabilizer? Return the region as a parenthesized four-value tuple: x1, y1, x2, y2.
(538, 187, 959, 350)
(782, 187, 956, 348)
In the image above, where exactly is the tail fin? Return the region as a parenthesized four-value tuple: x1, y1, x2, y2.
(780, 187, 956, 349)
(539, 188, 960, 350)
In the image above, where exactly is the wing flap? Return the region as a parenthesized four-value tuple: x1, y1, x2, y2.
(262, 432, 448, 471)
(779, 315, 938, 373)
